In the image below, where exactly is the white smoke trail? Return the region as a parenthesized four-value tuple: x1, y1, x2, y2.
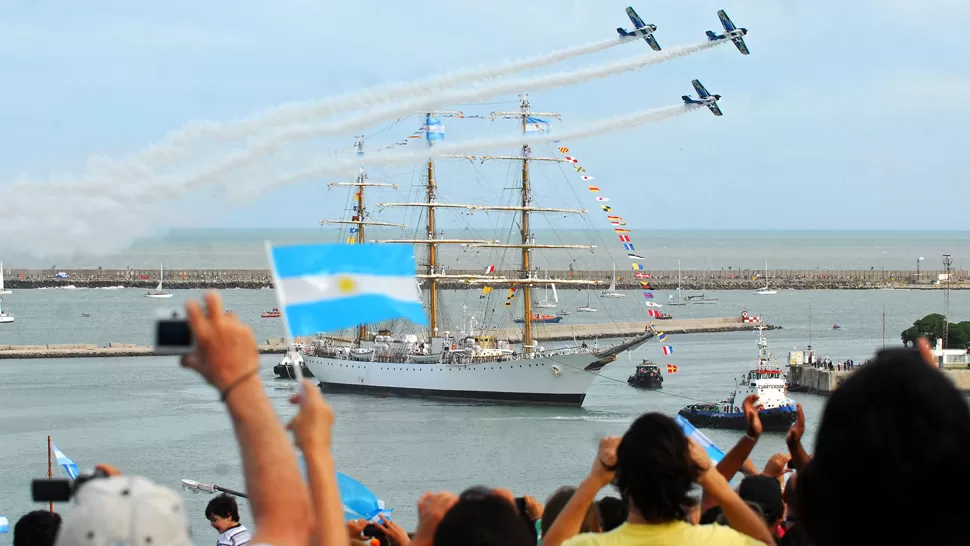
(120, 39, 726, 198)
(106, 36, 638, 172)
(246, 103, 704, 196)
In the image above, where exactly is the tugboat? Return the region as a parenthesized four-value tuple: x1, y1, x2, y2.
(678, 327, 797, 432)
(627, 360, 663, 389)
(274, 344, 315, 380)
(514, 313, 564, 324)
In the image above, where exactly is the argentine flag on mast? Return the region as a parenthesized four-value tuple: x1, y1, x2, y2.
(425, 115, 445, 142)
(51, 442, 79, 479)
(525, 116, 551, 134)
(268, 243, 427, 337)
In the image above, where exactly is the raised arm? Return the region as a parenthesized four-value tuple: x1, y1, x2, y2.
(702, 394, 762, 512)
(183, 293, 312, 546)
(541, 437, 620, 546)
(785, 404, 811, 471)
(288, 380, 349, 546)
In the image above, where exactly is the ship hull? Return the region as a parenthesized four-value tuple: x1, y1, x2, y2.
(677, 404, 797, 432)
(304, 352, 603, 406)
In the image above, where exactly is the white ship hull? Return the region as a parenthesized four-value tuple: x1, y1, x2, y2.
(304, 351, 605, 406)
(0, 315, 13, 324)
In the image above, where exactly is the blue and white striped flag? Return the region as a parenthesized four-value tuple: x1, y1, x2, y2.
(50, 442, 79, 480)
(268, 243, 427, 337)
(675, 414, 725, 464)
(0, 516, 9, 534)
(425, 116, 445, 141)
(525, 116, 551, 134)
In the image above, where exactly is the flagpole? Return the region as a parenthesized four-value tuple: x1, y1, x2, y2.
(47, 435, 53, 512)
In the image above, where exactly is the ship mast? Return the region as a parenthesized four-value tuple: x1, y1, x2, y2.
(319, 136, 404, 344)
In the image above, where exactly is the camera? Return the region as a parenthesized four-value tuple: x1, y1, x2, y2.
(154, 309, 194, 355)
(32, 468, 110, 502)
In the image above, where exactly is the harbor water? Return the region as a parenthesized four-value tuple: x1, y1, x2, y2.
(1, 285, 967, 542)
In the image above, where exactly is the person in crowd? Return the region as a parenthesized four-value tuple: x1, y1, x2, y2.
(540, 413, 775, 546)
(798, 338, 970, 546)
(541, 487, 602, 538)
(737, 476, 784, 539)
(404, 487, 533, 546)
(777, 475, 810, 546)
(13, 510, 61, 546)
(595, 497, 626, 532)
(205, 494, 252, 546)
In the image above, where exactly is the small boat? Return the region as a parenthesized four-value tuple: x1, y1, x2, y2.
(678, 327, 797, 432)
(514, 313, 563, 324)
(262, 308, 282, 318)
(832, 324, 841, 330)
(648, 310, 673, 320)
(82, 312, 91, 317)
(667, 260, 688, 306)
(687, 293, 718, 304)
(534, 273, 558, 309)
(0, 295, 13, 324)
(576, 290, 597, 313)
(627, 360, 664, 389)
(600, 263, 625, 298)
(753, 260, 777, 295)
(144, 263, 175, 299)
(273, 345, 315, 380)
(407, 352, 444, 363)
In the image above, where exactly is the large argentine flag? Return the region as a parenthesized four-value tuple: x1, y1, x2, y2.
(268, 243, 427, 337)
(674, 414, 725, 464)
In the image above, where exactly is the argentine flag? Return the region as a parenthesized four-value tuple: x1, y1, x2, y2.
(525, 116, 551, 134)
(0, 516, 9, 534)
(675, 414, 725, 464)
(51, 442, 79, 479)
(425, 116, 445, 141)
(296, 454, 392, 522)
(268, 243, 427, 337)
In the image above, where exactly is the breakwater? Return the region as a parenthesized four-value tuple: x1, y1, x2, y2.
(0, 340, 288, 359)
(3, 267, 967, 290)
(788, 363, 970, 393)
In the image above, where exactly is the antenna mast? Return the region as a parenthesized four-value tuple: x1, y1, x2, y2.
(943, 254, 953, 349)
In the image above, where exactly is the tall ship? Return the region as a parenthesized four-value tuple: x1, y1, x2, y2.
(303, 96, 656, 406)
(678, 327, 797, 431)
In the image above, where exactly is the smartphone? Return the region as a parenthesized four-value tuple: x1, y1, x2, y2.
(154, 309, 194, 355)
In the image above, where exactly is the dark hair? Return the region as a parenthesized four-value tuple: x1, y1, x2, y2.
(363, 524, 389, 546)
(783, 473, 797, 521)
(433, 495, 533, 546)
(613, 412, 698, 522)
(799, 348, 970, 546)
(205, 494, 240, 522)
(541, 486, 602, 537)
(14, 510, 62, 546)
(596, 496, 626, 532)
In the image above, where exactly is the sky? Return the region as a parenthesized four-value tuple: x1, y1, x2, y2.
(0, 0, 968, 258)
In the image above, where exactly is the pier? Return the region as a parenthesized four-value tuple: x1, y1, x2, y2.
(0, 340, 288, 359)
(2, 267, 967, 290)
(787, 363, 970, 393)
(0, 318, 772, 359)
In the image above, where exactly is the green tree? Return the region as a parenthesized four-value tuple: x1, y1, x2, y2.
(901, 314, 970, 349)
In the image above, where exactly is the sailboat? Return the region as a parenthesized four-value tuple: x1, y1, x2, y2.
(303, 99, 656, 406)
(600, 262, 625, 298)
(577, 290, 597, 313)
(754, 260, 777, 295)
(0, 262, 11, 295)
(0, 296, 13, 324)
(534, 271, 558, 309)
(667, 260, 687, 306)
(144, 263, 174, 298)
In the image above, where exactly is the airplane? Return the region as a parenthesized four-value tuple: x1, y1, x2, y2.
(616, 6, 661, 51)
(682, 79, 723, 116)
(706, 9, 749, 55)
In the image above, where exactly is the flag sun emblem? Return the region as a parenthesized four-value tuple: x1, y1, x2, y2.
(337, 276, 357, 294)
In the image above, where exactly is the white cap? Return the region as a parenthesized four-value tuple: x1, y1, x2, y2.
(55, 475, 191, 546)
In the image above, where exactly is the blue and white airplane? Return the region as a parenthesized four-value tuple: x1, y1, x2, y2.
(682, 80, 723, 116)
(706, 9, 749, 55)
(616, 6, 661, 51)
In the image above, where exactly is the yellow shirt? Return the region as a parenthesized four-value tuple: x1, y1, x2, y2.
(561, 521, 766, 546)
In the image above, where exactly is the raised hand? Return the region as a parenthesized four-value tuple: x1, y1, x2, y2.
(688, 437, 715, 478)
(786, 403, 805, 446)
(761, 453, 792, 486)
(742, 394, 763, 439)
(590, 437, 621, 487)
(523, 495, 544, 521)
(375, 514, 411, 546)
(346, 519, 369, 539)
(412, 491, 458, 546)
(181, 292, 260, 397)
(918, 337, 939, 368)
(286, 380, 335, 454)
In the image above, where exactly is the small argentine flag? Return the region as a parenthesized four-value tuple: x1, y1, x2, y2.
(0, 516, 9, 534)
(268, 243, 427, 337)
(525, 116, 551, 134)
(675, 414, 725, 464)
(662, 345, 673, 355)
(51, 442, 79, 480)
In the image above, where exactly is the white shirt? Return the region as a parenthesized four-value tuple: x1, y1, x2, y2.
(217, 524, 252, 546)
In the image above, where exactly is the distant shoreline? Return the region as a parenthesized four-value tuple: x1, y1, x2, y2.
(2, 267, 967, 290)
